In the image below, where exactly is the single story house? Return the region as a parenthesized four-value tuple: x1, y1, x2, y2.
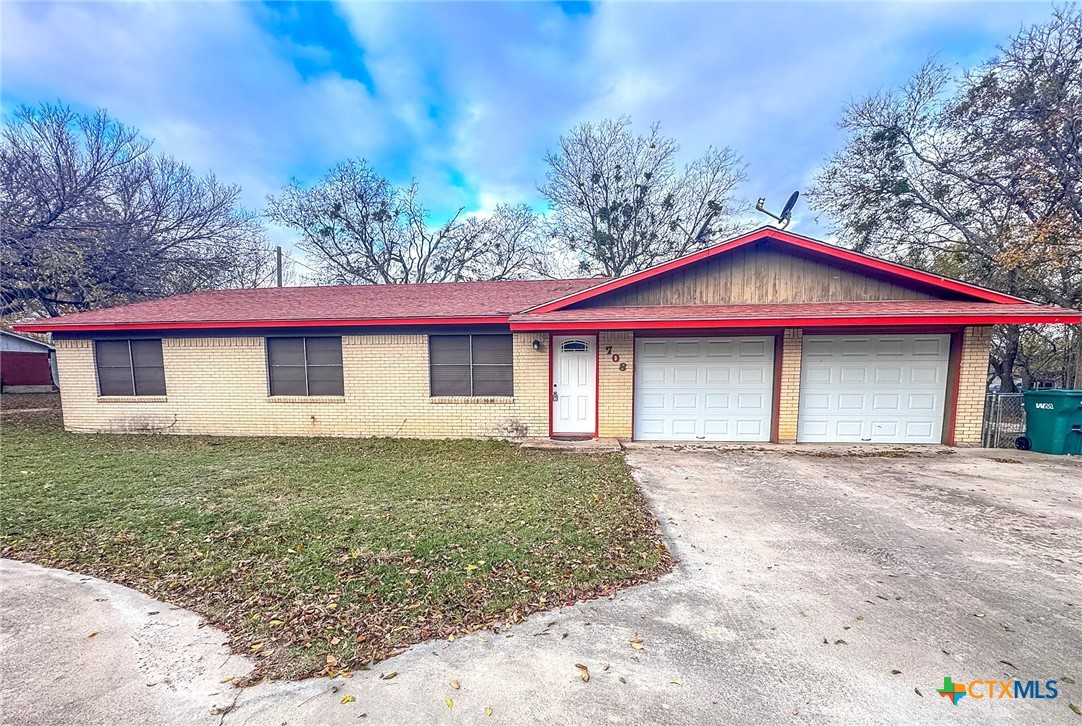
(0, 330, 58, 393)
(14, 227, 1081, 445)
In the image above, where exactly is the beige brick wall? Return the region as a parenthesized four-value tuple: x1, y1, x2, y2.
(954, 326, 992, 446)
(777, 329, 802, 443)
(597, 331, 634, 438)
(54, 333, 550, 439)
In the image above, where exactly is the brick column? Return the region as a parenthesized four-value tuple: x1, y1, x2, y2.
(597, 331, 634, 438)
(776, 328, 803, 443)
(953, 326, 992, 446)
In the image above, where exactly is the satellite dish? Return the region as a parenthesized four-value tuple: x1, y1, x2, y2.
(755, 191, 800, 229)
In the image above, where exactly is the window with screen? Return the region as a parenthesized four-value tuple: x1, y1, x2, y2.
(429, 335, 513, 397)
(94, 339, 166, 396)
(267, 337, 344, 396)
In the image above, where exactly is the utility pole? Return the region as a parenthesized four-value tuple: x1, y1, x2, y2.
(276, 246, 283, 288)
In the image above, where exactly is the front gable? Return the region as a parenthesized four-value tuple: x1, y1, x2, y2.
(573, 238, 951, 308)
(527, 227, 1025, 314)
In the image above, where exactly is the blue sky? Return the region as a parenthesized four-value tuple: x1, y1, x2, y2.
(1, 1, 1054, 256)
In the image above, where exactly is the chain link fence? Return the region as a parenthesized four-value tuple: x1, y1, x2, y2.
(982, 393, 1026, 448)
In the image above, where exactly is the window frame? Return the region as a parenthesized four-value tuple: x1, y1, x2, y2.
(265, 336, 345, 397)
(94, 338, 166, 397)
(429, 334, 514, 397)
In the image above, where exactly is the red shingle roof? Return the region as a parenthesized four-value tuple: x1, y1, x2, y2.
(14, 278, 606, 333)
(509, 300, 1082, 330)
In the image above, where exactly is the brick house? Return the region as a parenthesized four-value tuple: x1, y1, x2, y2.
(15, 228, 1080, 445)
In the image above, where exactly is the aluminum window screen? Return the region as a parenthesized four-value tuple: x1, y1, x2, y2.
(267, 337, 344, 396)
(429, 335, 513, 396)
(94, 339, 166, 396)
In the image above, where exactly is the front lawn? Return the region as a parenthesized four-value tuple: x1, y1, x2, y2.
(1, 402, 668, 679)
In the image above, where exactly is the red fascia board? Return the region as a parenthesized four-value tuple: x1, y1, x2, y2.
(13, 315, 509, 334)
(509, 312, 1081, 332)
(525, 228, 1026, 313)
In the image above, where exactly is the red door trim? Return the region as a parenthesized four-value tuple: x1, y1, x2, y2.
(944, 332, 965, 447)
(771, 332, 784, 444)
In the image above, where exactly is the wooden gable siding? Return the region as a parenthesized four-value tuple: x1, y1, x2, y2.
(575, 242, 948, 308)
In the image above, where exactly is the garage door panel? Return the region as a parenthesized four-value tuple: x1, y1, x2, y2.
(913, 338, 946, 356)
(635, 336, 774, 442)
(839, 367, 867, 383)
(672, 393, 698, 409)
(640, 367, 666, 384)
(639, 341, 668, 358)
(909, 366, 941, 384)
(705, 367, 731, 384)
(704, 420, 731, 436)
(799, 334, 948, 444)
(672, 419, 697, 436)
(706, 341, 732, 357)
(875, 367, 903, 384)
(904, 421, 934, 438)
(838, 393, 866, 410)
(704, 393, 730, 410)
(674, 341, 700, 357)
(837, 420, 864, 437)
(871, 421, 899, 437)
(739, 339, 768, 357)
(872, 393, 901, 411)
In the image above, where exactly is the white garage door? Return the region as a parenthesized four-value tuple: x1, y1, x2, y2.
(634, 336, 774, 441)
(798, 334, 950, 444)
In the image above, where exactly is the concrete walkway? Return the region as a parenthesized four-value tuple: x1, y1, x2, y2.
(2, 447, 1079, 725)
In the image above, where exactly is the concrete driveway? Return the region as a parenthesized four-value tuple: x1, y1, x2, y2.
(2, 446, 1080, 725)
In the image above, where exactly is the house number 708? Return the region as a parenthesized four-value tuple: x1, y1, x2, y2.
(605, 346, 627, 371)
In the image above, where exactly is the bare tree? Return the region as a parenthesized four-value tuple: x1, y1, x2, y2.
(265, 159, 547, 284)
(539, 117, 747, 276)
(809, 8, 1082, 390)
(0, 103, 272, 318)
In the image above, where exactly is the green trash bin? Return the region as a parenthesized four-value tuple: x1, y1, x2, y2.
(1015, 389, 1082, 455)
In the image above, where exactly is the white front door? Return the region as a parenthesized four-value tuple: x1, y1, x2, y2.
(552, 335, 596, 435)
(798, 334, 950, 443)
(634, 336, 775, 441)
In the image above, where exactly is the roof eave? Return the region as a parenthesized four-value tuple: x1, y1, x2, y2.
(509, 312, 1082, 332)
(13, 315, 512, 335)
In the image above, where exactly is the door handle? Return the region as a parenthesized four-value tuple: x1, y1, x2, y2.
(552, 391, 559, 402)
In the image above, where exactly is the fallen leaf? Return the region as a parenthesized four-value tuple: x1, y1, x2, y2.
(327, 655, 338, 666)
(602, 663, 610, 671)
(618, 676, 627, 684)
(670, 679, 682, 686)
(630, 634, 644, 650)
(381, 672, 397, 680)
(1061, 676, 1076, 684)
(834, 639, 847, 645)
(445, 697, 454, 709)
(890, 670, 902, 675)
(1000, 660, 1016, 670)
(855, 615, 864, 621)
(1069, 703, 1081, 716)
(341, 695, 356, 704)
(450, 679, 461, 690)
(87, 631, 98, 638)
(575, 663, 589, 682)
(485, 707, 493, 717)
(220, 676, 234, 683)
(915, 688, 923, 698)
(448, 634, 456, 643)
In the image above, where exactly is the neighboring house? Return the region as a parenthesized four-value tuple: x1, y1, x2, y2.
(14, 227, 1081, 445)
(0, 330, 57, 393)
